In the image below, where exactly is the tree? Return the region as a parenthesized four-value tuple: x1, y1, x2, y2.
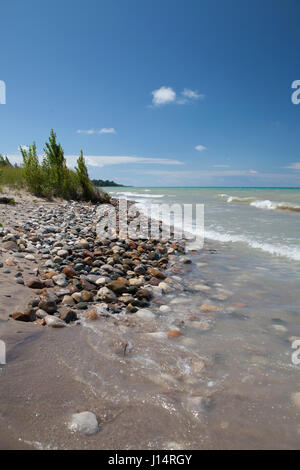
(0, 154, 12, 167)
(20, 142, 43, 195)
(42, 129, 66, 196)
(75, 150, 93, 200)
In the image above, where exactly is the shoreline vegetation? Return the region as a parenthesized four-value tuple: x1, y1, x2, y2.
(0, 130, 111, 204)
(91, 179, 125, 187)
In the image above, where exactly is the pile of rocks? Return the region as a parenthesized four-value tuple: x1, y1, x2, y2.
(1, 199, 190, 327)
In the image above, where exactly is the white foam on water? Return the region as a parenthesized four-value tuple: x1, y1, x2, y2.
(250, 200, 277, 210)
(218, 193, 300, 213)
(204, 229, 300, 261)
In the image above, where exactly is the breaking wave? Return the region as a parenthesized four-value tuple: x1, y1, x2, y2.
(217, 194, 300, 213)
(204, 229, 300, 261)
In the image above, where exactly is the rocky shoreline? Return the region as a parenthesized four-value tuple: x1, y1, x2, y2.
(1, 195, 192, 331)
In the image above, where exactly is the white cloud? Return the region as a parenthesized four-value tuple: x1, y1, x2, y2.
(132, 169, 259, 178)
(99, 128, 116, 134)
(76, 129, 97, 135)
(151, 86, 205, 106)
(195, 145, 206, 151)
(213, 164, 230, 168)
(20, 145, 29, 151)
(76, 128, 116, 135)
(182, 88, 204, 100)
(70, 155, 184, 168)
(5, 154, 184, 169)
(285, 162, 300, 170)
(152, 86, 176, 106)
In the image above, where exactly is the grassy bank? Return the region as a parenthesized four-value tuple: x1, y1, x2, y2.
(0, 130, 110, 203)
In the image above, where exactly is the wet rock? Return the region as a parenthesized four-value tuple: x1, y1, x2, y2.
(45, 315, 66, 328)
(80, 276, 95, 291)
(106, 280, 128, 295)
(147, 267, 166, 279)
(52, 274, 67, 287)
(26, 277, 45, 289)
(38, 295, 57, 314)
(159, 282, 173, 293)
(129, 277, 144, 287)
(76, 302, 88, 310)
(97, 287, 117, 303)
(135, 308, 155, 320)
(190, 320, 213, 331)
(80, 290, 93, 302)
(62, 266, 76, 278)
(119, 294, 134, 304)
(168, 330, 181, 338)
(85, 310, 100, 321)
(60, 308, 77, 323)
(136, 288, 152, 301)
(12, 308, 36, 322)
(36, 309, 48, 319)
(57, 249, 69, 258)
(126, 303, 138, 313)
(178, 256, 192, 264)
(95, 276, 110, 286)
(61, 295, 75, 306)
(69, 411, 99, 435)
(200, 304, 220, 312)
(159, 305, 171, 313)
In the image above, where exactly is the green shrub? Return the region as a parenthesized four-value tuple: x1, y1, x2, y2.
(20, 143, 44, 195)
(2, 130, 110, 204)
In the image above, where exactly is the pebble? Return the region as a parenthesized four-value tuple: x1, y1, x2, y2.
(159, 305, 171, 313)
(45, 315, 66, 328)
(68, 411, 99, 435)
(135, 308, 155, 320)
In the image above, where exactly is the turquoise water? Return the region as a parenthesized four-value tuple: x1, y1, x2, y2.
(108, 187, 300, 263)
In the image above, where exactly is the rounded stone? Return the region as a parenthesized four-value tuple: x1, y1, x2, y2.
(69, 411, 99, 435)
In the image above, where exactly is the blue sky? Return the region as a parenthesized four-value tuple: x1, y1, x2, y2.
(1, 0, 300, 186)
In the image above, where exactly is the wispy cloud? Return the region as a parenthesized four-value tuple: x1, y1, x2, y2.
(70, 155, 184, 168)
(132, 169, 259, 178)
(5, 154, 184, 169)
(177, 88, 205, 104)
(195, 145, 206, 151)
(213, 164, 230, 168)
(182, 88, 203, 99)
(151, 86, 204, 106)
(99, 128, 116, 134)
(76, 128, 116, 135)
(285, 162, 300, 170)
